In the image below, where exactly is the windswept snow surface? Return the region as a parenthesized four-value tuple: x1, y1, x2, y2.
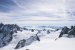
(0, 30, 75, 50)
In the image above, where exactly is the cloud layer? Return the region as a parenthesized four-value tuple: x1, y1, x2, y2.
(0, 0, 75, 26)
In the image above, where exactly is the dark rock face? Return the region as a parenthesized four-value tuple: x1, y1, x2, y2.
(23, 27, 28, 30)
(55, 29, 59, 31)
(59, 26, 75, 38)
(26, 49, 29, 50)
(15, 39, 26, 49)
(15, 34, 40, 49)
(31, 29, 34, 32)
(68, 26, 75, 37)
(36, 34, 40, 41)
(0, 23, 21, 48)
(47, 30, 50, 34)
(59, 26, 69, 38)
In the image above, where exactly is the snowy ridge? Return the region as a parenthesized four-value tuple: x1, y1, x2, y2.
(0, 28, 75, 50)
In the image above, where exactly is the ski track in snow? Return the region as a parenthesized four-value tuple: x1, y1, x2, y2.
(0, 30, 75, 50)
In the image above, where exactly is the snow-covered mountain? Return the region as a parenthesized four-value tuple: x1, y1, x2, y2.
(0, 23, 75, 50)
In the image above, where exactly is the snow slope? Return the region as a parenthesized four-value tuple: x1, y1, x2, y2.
(18, 38, 75, 50)
(0, 30, 75, 50)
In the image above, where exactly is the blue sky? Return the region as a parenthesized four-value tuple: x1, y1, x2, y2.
(0, 0, 75, 26)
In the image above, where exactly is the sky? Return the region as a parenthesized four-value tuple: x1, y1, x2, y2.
(0, 0, 75, 26)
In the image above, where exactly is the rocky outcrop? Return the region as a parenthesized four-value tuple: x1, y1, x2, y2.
(47, 30, 50, 34)
(15, 34, 40, 49)
(58, 26, 69, 38)
(15, 39, 26, 49)
(59, 26, 75, 38)
(68, 26, 75, 37)
(0, 23, 21, 48)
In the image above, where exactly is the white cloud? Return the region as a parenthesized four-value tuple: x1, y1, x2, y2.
(0, 0, 75, 26)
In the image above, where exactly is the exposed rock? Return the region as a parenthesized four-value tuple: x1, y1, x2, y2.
(26, 34, 40, 45)
(26, 49, 29, 50)
(35, 34, 40, 41)
(47, 30, 50, 34)
(23, 27, 28, 30)
(0, 23, 21, 48)
(55, 29, 59, 31)
(15, 34, 40, 49)
(58, 26, 75, 38)
(59, 26, 69, 38)
(68, 26, 75, 37)
(71, 26, 74, 30)
(43, 29, 46, 31)
(31, 29, 34, 32)
(15, 39, 26, 49)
